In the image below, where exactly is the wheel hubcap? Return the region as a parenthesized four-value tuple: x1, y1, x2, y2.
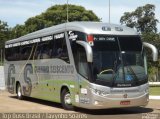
(64, 93, 71, 105)
(18, 86, 21, 97)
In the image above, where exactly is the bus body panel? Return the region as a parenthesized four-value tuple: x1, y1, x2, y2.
(4, 22, 153, 109)
(72, 74, 149, 109)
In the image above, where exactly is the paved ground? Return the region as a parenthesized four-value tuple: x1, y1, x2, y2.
(0, 91, 160, 119)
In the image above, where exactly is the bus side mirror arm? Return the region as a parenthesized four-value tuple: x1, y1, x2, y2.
(76, 41, 93, 62)
(143, 42, 158, 62)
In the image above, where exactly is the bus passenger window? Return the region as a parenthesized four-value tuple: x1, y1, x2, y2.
(5, 47, 20, 61)
(54, 33, 69, 63)
(20, 45, 33, 60)
(34, 39, 54, 59)
(41, 45, 50, 59)
(35, 43, 50, 59)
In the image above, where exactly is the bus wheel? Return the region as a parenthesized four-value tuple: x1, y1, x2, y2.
(61, 88, 74, 110)
(17, 83, 23, 100)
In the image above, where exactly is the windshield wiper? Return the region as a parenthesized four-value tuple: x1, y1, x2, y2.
(125, 65, 139, 85)
(111, 60, 121, 87)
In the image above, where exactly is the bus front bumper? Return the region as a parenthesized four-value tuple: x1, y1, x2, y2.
(78, 93, 149, 109)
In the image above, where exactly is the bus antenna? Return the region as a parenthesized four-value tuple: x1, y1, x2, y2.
(67, 0, 69, 22)
(109, 0, 110, 23)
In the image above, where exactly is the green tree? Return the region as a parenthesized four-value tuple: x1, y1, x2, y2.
(43, 4, 99, 25)
(25, 16, 46, 33)
(120, 4, 159, 33)
(11, 24, 26, 38)
(21, 4, 100, 35)
(0, 20, 10, 49)
(141, 32, 160, 47)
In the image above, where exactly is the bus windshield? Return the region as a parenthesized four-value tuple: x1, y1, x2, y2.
(92, 35, 147, 87)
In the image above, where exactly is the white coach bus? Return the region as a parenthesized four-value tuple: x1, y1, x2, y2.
(4, 22, 158, 110)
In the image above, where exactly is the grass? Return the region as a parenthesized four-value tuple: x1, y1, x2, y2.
(149, 86, 160, 96)
(0, 61, 4, 66)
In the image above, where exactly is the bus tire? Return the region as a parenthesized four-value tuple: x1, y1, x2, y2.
(61, 88, 74, 110)
(17, 83, 23, 100)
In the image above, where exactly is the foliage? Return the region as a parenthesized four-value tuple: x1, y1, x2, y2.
(141, 32, 160, 55)
(120, 4, 159, 33)
(10, 24, 26, 38)
(0, 20, 11, 49)
(11, 4, 100, 38)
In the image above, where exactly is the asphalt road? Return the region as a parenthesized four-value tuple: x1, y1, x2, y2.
(0, 90, 160, 119)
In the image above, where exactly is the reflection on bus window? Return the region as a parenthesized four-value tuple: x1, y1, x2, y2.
(33, 33, 70, 63)
(72, 44, 89, 79)
(37, 43, 50, 59)
(21, 45, 33, 60)
(54, 34, 69, 63)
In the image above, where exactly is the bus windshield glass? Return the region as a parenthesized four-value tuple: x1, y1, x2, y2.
(92, 35, 147, 87)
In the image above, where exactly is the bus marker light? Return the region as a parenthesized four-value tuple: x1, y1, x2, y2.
(94, 100, 102, 105)
(115, 27, 123, 31)
(94, 101, 99, 105)
(81, 88, 88, 94)
(70, 85, 75, 88)
(87, 35, 94, 46)
(87, 35, 94, 42)
(75, 95, 79, 103)
(102, 26, 111, 31)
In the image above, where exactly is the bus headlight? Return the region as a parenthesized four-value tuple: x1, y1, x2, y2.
(90, 88, 109, 97)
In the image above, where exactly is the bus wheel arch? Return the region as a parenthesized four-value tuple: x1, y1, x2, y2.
(60, 86, 74, 110)
(16, 81, 23, 100)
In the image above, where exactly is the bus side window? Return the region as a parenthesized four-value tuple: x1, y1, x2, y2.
(54, 34, 69, 63)
(6, 48, 12, 61)
(69, 31, 89, 79)
(34, 43, 42, 59)
(34, 40, 54, 59)
(41, 44, 50, 59)
(20, 45, 33, 60)
(72, 44, 89, 79)
(35, 43, 48, 59)
(6, 47, 20, 61)
(67, 31, 86, 42)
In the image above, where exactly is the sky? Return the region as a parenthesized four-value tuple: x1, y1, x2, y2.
(0, 0, 160, 31)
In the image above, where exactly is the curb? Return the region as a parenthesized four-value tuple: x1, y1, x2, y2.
(149, 96, 160, 100)
(149, 82, 160, 86)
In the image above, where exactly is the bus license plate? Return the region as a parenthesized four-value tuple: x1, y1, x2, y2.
(120, 101, 130, 105)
